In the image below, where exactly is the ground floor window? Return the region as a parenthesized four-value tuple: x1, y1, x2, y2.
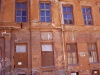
(41, 43, 54, 67)
(14, 44, 28, 68)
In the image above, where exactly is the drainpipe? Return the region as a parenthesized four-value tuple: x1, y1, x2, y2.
(61, 25, 66, 71)
(28, 0, 32, 74)
(58, 1, 67, 72)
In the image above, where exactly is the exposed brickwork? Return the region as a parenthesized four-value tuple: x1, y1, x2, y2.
(0, 0, 100, 75)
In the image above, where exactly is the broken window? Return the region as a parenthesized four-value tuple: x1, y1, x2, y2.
(67, 43, 78, 65)
(41, 44, 54, 67)
(62, 5, 74, 25)
(88, 43, 98, 63)
(16, 2, 27, 22)
(40, 2, 51, 22)
(82, 7, 93, 25)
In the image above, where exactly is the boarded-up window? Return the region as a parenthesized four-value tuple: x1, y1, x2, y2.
(88, 43, 98, 63)
(41, 44, 54, 67)
(67, 43, 78, 65)
(14, 44, 28, 68)
(41, 32, 52, 40)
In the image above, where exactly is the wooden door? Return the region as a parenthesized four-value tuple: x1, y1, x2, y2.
(14, 44, 28, 68)
(41, 44, 54, 67)
(92, 70, 99, 75)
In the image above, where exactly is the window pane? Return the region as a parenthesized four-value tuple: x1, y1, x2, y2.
(86, 8, 91, 14)
(82, 8, 85, 13)
(41, 32, 52, 40)
(16, 10, 21, 16)
(46, 3, 50, 9)
(73, 58, 77, 64)
(83, 15, 86, 19)
(22, 17, 27, 22)
(41, 17, 45, 22)
(69, 20, 73, 24)
(16, 3, 21, 8)
(63, 14, 67, 18)
(84, 20, 87, 25)
(22, 3, 27, 9)
(64, 19, 68, 24)
(68, 14, 73, 19)
(40, 11, 45, 16)
(42, 44, 52, 51)
(22, 11, 26, 16)
(87, 15, 91, 19)
(93, 51, 97, 62)
(40, 3, 44, 9)
(46, 11, 50, 16)
(67, 7, 72, 12)
(46, 17, 51, 22)
(88, 20, 92, 25)
(16, 17, 21, 22)
(16, 45, 26, 52)
(68, 58, 72, 64)
(63, 7, 66, 12)
(67, 45, 71, 51)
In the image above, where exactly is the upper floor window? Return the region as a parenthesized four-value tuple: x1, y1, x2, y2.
(62, 5, 74, 25)
(82, 7, 93, 25)
(16, 2, 27, 22)
(40, 3, 51, 22)
(88, 43, 98, 63)
(67, 43, 78, 65)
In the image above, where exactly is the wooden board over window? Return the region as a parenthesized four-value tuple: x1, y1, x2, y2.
(14, 44, 28, 68)
(41, 44, 54, 67)
(41, 32, 52, 40)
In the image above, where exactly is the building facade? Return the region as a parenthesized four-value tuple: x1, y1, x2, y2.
(0, 0, 100, 75)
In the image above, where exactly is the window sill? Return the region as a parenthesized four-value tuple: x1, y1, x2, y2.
(64, 24, 74, 26)
(84, 24, 93, 26)
(68, 64, 79, 66)
(89, 62, 99, 64)
(41, 66, 56, 71)
(41, 66, 55, 68)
